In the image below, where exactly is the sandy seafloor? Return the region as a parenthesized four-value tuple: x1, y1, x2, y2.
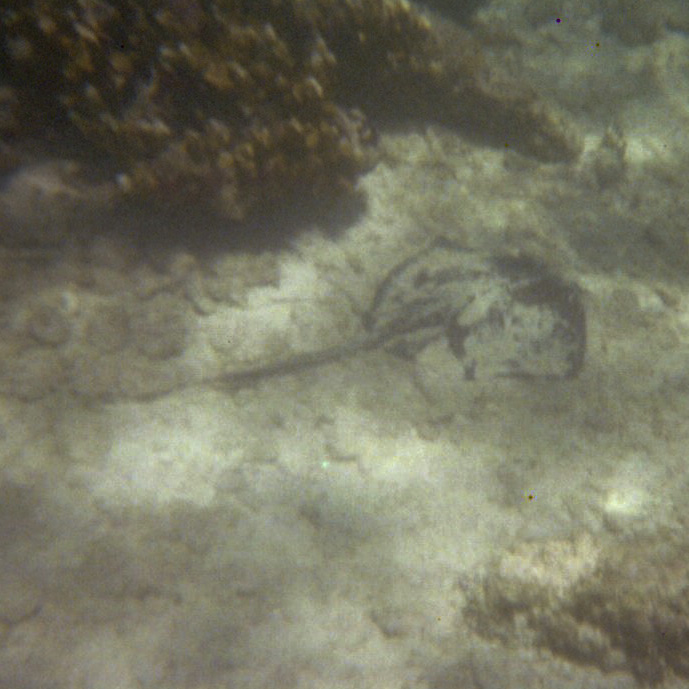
(3, 2, 689, 688)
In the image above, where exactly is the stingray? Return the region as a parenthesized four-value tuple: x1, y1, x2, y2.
(218, 238, 586, 387)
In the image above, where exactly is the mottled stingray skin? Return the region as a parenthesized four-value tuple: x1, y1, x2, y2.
(221, 239, 586, 386)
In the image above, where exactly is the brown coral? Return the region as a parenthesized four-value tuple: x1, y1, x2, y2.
(0, 0, 580, 224)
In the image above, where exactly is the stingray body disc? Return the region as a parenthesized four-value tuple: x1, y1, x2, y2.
(364, 239, 586, 379)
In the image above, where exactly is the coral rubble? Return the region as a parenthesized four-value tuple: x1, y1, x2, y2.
(465, 533, 689, 685)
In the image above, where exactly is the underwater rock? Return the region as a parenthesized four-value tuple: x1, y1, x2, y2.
(26, 299, 72, 346)
(1, 0, 581, 225)
(130, 294, 188, 360)
(602, 2, 664, 44)
(600, 0, 689, 45)
(84, 303, 131, 354)
(0, 160, 115, 244)
(0, 348, 67, 400)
